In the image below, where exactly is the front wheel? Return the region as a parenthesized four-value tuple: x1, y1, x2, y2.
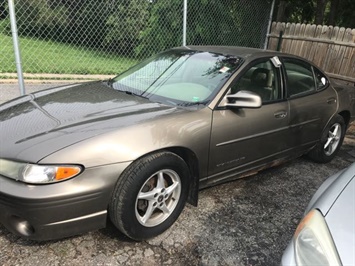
(109, 151, 190, 240)
(307, 115, 346, 163)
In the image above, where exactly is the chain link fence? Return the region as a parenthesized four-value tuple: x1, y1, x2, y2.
(0, 0, 273, 79)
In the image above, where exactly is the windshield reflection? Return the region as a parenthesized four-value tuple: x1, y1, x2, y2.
(112, 49, 243, 106)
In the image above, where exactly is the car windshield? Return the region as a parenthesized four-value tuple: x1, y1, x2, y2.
(111, 49, 243, 106)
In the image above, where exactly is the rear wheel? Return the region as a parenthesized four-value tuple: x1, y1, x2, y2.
(307, 115, 346, 163)
(109, 151, 190, 240)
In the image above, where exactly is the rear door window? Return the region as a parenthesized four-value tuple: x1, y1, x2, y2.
(283, 58, 316, 98)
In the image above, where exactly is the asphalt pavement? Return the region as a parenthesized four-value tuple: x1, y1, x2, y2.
(1, 82, 354, 266)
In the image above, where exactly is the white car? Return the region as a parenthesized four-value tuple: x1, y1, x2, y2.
(281, 163, 355, 265)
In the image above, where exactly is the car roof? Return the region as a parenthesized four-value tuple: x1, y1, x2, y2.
(175, 45, 323, 71)
(179, 45, 282, 60)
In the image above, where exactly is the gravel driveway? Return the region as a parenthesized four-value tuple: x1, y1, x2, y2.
(1, 83, 354, 266)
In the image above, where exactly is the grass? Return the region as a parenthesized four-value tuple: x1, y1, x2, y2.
(0, 32, 138, 75)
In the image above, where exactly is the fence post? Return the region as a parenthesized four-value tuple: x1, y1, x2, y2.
(276, 30, 284, 51)
(8, 0, 25, 95)
(264, 0, 276, 49)
(182, 0, 187, 46)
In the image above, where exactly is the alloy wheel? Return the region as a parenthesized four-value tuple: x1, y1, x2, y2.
(135, 169, 181, 227)
(324, 123, 342, 156)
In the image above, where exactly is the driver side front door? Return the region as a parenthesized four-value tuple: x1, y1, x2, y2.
(204, 58, 291, 186)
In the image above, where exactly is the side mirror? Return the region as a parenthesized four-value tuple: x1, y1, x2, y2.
(225, 90, 262, 108)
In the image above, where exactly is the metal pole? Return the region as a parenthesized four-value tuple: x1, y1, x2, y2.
(8, 0, 26, 95)
(182, 0, 187, 46)
(276, 31, 284, 52)
(264, 0, 276, 50)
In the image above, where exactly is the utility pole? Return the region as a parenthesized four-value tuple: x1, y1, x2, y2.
(8, 0, 26, 95)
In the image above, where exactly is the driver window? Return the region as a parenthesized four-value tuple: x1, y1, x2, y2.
(230, 60, 281, 103)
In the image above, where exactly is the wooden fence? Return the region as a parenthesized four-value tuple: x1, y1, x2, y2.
(267, 22, 355, 84)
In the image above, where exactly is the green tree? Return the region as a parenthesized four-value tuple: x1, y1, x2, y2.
(136, 0, 273, 57)
(135, 0, 182, 57)
(275, 0, 314, 23)
(274, 0, 354, 27)
(10, 0, 109, 49)
(186, 0, 239, 45)
(104, 0, 150, 55)
(12, 0, 69, 40)
(64, 0, 109, 49)
(330, 0, 355, 27)
(0, 1, 7, 20)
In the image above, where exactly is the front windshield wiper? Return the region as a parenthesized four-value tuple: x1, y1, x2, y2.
(122, 90, 149, 100)
(102, 79, 113, 87)
(106, 78, 114, 86)
(177, 100, 209, 107)
(110, 81, 149, 100)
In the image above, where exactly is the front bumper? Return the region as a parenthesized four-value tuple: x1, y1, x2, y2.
(0, 162, 130, 241)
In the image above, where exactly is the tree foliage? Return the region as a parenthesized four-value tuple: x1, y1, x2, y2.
(135, 0, 182, 57)
(274, 0, 355, 28)
(0, 1, 7, 19)
(104, 0, 150, 55)
(3, 0, 273, 58)
(5, 0, 350, 61)
(11, 0, 109, 48)
(136, 0, 272, 56)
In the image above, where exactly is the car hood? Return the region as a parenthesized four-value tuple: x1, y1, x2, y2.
(0, 82, 183, 162)
(308, 163, 355, 266)
(324, 166, 355, 266)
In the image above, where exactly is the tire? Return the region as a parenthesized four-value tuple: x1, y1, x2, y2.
(307, 114, 346, 163)
(109, 151, 190, 240)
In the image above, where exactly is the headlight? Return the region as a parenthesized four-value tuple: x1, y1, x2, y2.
(293, 209, 342, 266)
(0, 159, 82, 184)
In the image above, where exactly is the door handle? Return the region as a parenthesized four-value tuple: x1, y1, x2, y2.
(327, 98, 337, 104)
(274, 111, 287, 119)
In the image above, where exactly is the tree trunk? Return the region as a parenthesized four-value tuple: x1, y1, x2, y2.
(327, 0, 340, 26)
(349, 16, 355, 28)
(315, 0, 328, 25)
(276, 0, 287, 22)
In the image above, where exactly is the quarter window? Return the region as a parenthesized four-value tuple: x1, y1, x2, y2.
(313, 67, 329, 90)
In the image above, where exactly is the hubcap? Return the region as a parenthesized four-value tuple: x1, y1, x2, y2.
(324, 123, 341, 156)
(135, 169, 181, 227)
